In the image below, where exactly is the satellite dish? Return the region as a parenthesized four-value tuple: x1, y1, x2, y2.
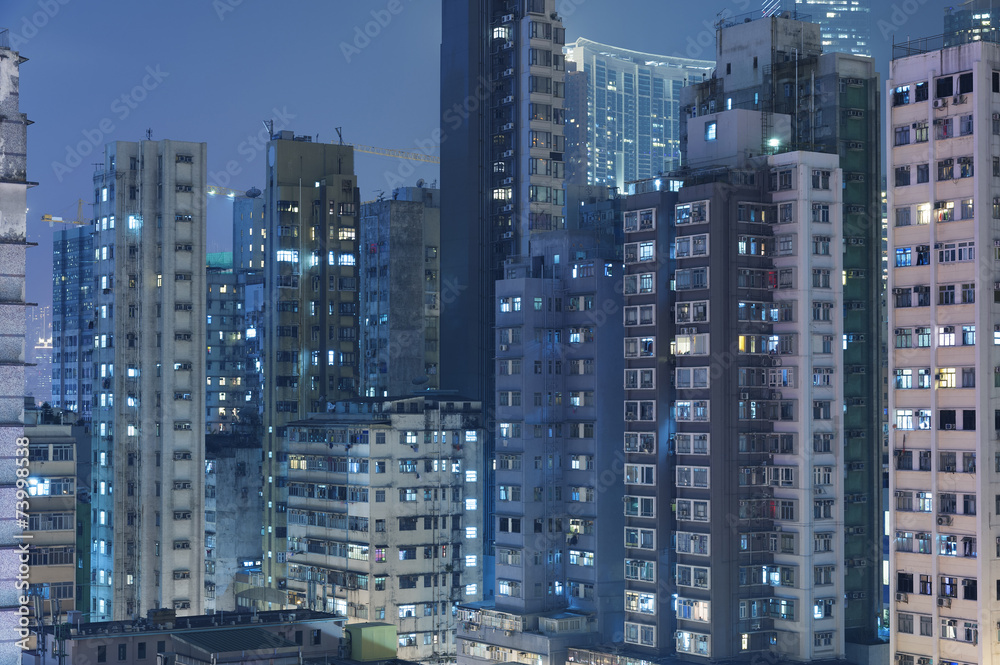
(246, 187, 262, 198)
(412, 375, 430, 385)
(416, 178, 426, 188)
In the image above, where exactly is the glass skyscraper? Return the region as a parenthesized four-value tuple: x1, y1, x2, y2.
(564, 39, 712, 188)
(763, 0, 872, 57)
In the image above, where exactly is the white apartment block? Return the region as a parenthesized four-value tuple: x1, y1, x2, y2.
(888, 38, 1000, 665)
(90, 140, 208, 620)
(283, 396, 484, 663)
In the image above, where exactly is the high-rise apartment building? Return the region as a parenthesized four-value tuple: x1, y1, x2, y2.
(456, 223, 625, 665)
(0, 37, 35, 655)
(563, 39, 712, 188)
(205, 253, 246, 436)
(359, 186, 442, 397)
(284, 395, 484, 663)
(887, 34, 998, 665)
(233, 194, 265, 273)
(763, 0, 872, 57)
(89, 139, 208, 620)
(441, 0, 568, 568)
(23, 414, 80, 622)
(260, 131, 360, 596)
(203, 436, 261, 613)
(681, 14, 883, 646)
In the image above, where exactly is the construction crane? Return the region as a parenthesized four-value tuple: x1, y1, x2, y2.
(41, 199, 88, 225)
(345, 143, 439, 164)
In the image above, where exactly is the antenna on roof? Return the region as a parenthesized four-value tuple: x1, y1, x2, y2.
(335, 127, 344, 145)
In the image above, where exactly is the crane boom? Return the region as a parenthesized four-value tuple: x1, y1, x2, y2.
(341, 142, 440, 164)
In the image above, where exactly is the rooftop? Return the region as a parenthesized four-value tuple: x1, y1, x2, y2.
(174, 626, 298, 654)
(892, 28, 1000, 59)
(52, 609, 344, 640)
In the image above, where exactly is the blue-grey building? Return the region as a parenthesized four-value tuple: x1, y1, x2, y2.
(52, 225, 95, 420)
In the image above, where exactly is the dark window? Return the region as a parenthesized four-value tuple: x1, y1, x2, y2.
(936, 75, 954, 98)
(959, 72, 973, 94)
(915, 82, 928, 101)
(963, 409, 977, 431)
(97, 646, 107, 663)
(137, 643, 146, 659)
(157, 641, 165, 654)
(295, 630, 303, 645)
(312, 630, 322, 645)
(897, 572, 914, 593)
(939, 409, 956, 429)
(118, 644, 127, 660)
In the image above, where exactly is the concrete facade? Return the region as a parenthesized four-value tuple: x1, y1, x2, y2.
(89, 139, 209, 620)
(456, 224, 625, 665)
(203, 437, 262, 613)
(887, 37, 1000, 665)
(24, 421, 80, 625)
(0, 34, 33, 659)
(260, 132, 361, 595)
(359, 187, 442, 397)
(284, 396, 484, 663)
(682, 15, 884, 646)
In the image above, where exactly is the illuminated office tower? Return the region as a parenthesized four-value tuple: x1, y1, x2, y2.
(563, 39, 712, 188)
(52, 227, 95, 419)
(944, 0, 999, 47)
(763, 0, 872, 57)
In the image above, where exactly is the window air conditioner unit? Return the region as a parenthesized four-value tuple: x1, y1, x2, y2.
(502, 42, 514, 50)
(502, 123, 514, 132)
(953, 95, 966, 104)
(771, 358, 781, 366)
(502, 150, 514, 158)
(503, 232, 514, 239)
(937, 597, 951, 607)
(499, 344, 509, 351)
(895, 592, 908, 603)
(937, 515, 953, 526)
(944, 425, 955, 431)
(502, 13, 514, 22)
(740, 392, 749, 399)
(503, 69, 514, 77)
(503, 96, 514, 105)
(502, 177, 513, 185)
(502, 204, 513, 212)
(933, 98, 947, 109)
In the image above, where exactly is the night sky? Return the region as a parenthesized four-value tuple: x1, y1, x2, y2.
(14, 0, 944, 320)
